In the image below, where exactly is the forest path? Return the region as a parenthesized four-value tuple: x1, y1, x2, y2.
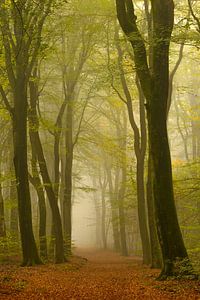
(0, 248, 199, 299)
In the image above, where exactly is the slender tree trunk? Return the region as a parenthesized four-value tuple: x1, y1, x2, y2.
(13, 77, 41, 266)
(29, 171, 48, 259)
(63, 96, 73, 255)
(118, 168, 128, 256)
(36, 184, 47, 260)
(29, 91, 47, 259)
(29, 79, 65, 263)
(0, 180, 6, 237)
(136, 156, 150, 263)
(92, 177, 102, 248)
(106, 165, 120, 252)
(10, 179, 18, 236)
(116, 111, 128, 256)
(98, 171, 108, 250)
(101, 186, 107, 249)
(114, 31, 150, 263)
(174, 96, 189, 162)
(29, 130, 65, 263)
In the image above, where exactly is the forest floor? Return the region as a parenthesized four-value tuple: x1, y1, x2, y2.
(0, 248, 199, 299)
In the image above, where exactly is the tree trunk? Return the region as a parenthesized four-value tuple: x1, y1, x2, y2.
(118, 168, 128, 256)
(92, 177, 102, 248)
(114, 31, 150, 263)
(63, 97, 73, 255)
(10, 179, 19, 236)
(147, 99, 189, 276)
(29, 130, 65, 263)
(29, 173, 48, 259)
(146, 155, 162, 268)
(101, 186, 107, 250)
(0, 180, 6, 237)
(13, 78, 41, 266)
(98, 171, 108, 250)
(115, 111, 128, 256)
(37, 184, 48, 260)
(136, 156, 151, 263)
(106, 164, 120, 252)
(29, 79, 65, 263)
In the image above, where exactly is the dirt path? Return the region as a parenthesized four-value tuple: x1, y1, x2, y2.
(0, 249, 199, 299)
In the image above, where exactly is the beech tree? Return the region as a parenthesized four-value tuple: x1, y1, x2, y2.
(115, 0, 193, 278)
(0, 0, 55, 265)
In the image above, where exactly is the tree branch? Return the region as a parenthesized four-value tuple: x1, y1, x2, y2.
(0, 85, 14, 116)
(188, 0, 200, 32)
(115, 0, 152, 101)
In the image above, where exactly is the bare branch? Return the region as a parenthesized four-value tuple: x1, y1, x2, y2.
(188, 0, 200, 32)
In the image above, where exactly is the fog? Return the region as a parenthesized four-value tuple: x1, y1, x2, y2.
(0, 0, 199, 284)
(72, 189, 97, 248)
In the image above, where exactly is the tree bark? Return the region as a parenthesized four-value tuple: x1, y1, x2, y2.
(146, 155, 162, 268)
(9, 178, 19, 236)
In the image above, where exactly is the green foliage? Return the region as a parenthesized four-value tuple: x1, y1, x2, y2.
(0, 234, 21, 263)
(173, 160, 200, 271)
